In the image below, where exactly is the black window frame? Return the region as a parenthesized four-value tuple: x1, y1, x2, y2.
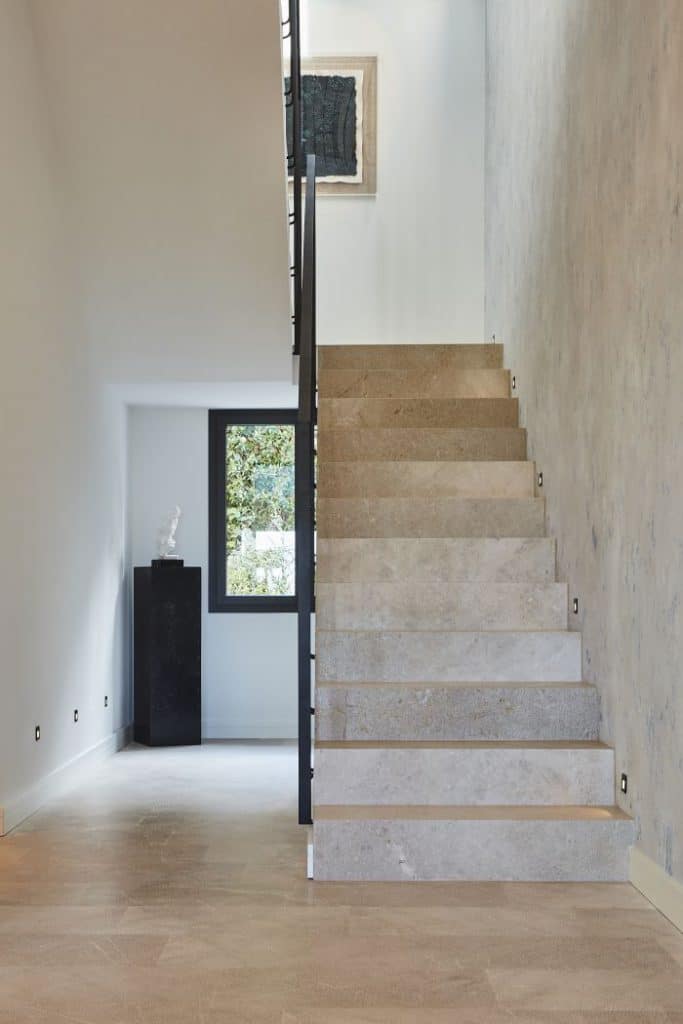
(209, 408, 299, 613)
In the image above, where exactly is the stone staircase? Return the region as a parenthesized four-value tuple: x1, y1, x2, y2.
(312, 343, 634, 881)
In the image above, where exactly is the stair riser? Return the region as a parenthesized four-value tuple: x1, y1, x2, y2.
(316, 538, 556, 583)
(316, 582, 568, 630)
(318, 462, 535, 499)
(317, 498, 546, 539)
(319, 368, 511, 399)
(313, 818, 634, 881)
(318, 343, 504, 371)
(318, 398, 519, 429)
(315, 685, 600, 741)
(317, 631, 582, 683)
(317, 427, 527, 462)
(314, 747, 615, 806)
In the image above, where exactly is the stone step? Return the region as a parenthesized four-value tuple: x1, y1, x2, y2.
(317, 426, 527, 462)
(318, 397, 518, 429)
(313, 741, 615, 806)
(317, 461, 535, 499)
(318, 368, 511, 399)
(312, 805, 634, 881)
(317, 497, 546, 538)
(315, 682, 599, 741)
(316, 630, 582, 684)
(316, 582, 568, 631)
(316, 538, 556, 583)
(318, 343, 504, 371)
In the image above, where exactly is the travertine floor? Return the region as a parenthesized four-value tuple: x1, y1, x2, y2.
(1, 742, 682, 1022)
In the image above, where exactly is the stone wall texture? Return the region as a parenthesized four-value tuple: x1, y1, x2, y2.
(486, 0, 683, 883)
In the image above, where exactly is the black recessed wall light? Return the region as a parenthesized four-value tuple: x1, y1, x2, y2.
(621, 773, 628, 794)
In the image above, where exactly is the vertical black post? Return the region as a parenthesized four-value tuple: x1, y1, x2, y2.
(288, 0, 316, 826)
(295, 421, 314, 826)
(296, 156, 317, 826)
(290, 0, 303, 355)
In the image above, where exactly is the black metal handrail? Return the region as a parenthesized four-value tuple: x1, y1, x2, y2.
(295, 155, 316, 826)
(298, 156, 316, 423)
(287, 0, 302, 356)
(284, 0, 316, 826)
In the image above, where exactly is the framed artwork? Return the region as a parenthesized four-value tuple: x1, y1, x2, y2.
(286, 56, 377, 196)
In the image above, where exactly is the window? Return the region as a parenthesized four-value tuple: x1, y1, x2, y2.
(209, 410, 298, 612)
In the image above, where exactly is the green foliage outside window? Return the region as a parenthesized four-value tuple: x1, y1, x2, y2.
(225, 424, 295, 596)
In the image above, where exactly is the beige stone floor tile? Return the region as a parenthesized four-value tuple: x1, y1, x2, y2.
(295, 880, 513, 908)
(658, 930, 683, 967)
(0, 932, 168, 967)
(0, 744, 682, 1020)
(501, 881, 652, 910)
(487, 967, 683, 1011)
(0, 905, 127, 934)
(573, 906, 683, 940)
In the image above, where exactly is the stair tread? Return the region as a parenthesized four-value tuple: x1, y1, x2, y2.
(316, 680, 595, 688)
(318, 497, 547, 539)
(321, 459, 533, 467)
(319, 368, 511, 399)
(317, 427, 527, 462)
(318, 581, 564, 589)
(316, 580, 568, 630)
(315, 804, 632, 822)
(315, 740, 611, 750)
(320, 495, 544, 503)
(317, 622, 577, 630)
(319, 397, 519, 429)
(319, 343, 501, 351)
(318, 343, 504, 371)
(318, 462, 535, 499)
(317, 537, 555, 582)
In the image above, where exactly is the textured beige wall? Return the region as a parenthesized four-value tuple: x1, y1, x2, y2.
(486, 0, 683, 883)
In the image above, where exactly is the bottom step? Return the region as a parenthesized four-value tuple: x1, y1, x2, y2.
(313, 805, 634, 882)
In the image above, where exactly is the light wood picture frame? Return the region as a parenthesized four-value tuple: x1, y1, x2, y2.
(288, 56, 377, 197)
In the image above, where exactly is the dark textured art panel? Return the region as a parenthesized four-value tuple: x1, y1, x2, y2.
(286, 73, 358, 177)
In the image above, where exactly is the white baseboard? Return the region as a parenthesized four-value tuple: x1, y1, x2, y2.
(0, 724, 133, 837)
(631, 846, 683, 934)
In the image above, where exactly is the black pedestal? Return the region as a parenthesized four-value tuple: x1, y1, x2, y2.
(134, 560, 201, 746)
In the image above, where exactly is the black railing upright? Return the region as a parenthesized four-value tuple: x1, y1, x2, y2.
(295, 156, 316, 826)
(284, 0, 317, 826)
(287, 0, 303, 356)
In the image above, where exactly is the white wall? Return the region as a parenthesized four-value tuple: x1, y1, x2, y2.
(30, 0, 292, 389)
(128, 407, 298, 739)
(306, 0, 485, 344)
(1, 0, 295, 830)
(0, 1, 129, 832)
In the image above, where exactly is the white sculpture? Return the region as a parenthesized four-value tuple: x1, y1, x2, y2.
(157, 505, 182, 558)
